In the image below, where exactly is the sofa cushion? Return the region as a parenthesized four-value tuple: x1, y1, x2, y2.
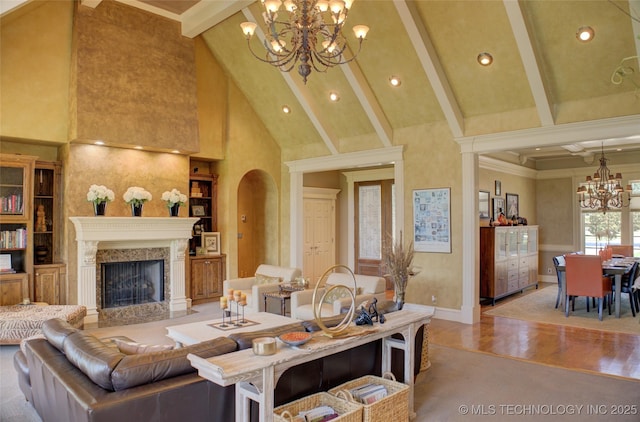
(42, 318, 79, 352)
(111, 336, 238, 391)
(255, 273, 282, 285)
(63, 331, 125, 391)
(322, 285, 354, 304)
(113, 338, 174, 354)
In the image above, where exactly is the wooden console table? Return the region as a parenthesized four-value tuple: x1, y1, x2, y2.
(188, 303, 433, 422)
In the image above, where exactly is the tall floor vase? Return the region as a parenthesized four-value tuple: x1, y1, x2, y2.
(131, 203, 143, 217)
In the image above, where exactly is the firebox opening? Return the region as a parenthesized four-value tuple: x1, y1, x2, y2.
(101, 259, 164, 309)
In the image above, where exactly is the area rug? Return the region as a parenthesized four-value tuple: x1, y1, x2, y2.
(417, 344, 640, 422)
(484, 285, 640, 334)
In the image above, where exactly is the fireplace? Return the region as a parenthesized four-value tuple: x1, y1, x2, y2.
(101, 259, 164, 309)
(70, 216, 199, 323)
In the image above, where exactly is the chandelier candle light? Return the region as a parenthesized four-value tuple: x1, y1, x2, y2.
(576, 145, 630, 214)
(240, 0, 369, 83)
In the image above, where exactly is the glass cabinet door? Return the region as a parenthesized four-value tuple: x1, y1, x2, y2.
(528, 227, 538, 253)
(507, 228, 518, 257)
(495, 228, 507, 259)
(0, 165, 26, 218)
(519, 229, 529, 255)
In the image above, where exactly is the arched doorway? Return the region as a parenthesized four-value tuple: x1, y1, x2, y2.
(236, 170, 278, 278)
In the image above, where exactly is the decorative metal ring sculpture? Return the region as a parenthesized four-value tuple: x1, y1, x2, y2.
(312, 264, 357, 337)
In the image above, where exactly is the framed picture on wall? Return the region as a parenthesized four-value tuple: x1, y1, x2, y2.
(479, 190, 490, 219)
(202, 232, 221, 255)
(492, 197, 505, 220)
(413, 188, 451, 253)
(494, 180, 501, 196)
(505, 193, 519, 219)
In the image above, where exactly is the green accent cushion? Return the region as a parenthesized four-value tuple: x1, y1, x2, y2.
(322, 285, 354, 304)
(255, 273, 282, 285)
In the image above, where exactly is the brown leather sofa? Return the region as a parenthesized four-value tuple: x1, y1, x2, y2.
(14, 314, 427, 422)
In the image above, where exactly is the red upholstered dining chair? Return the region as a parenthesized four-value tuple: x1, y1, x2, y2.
(564, 254, 612, 321)
(615, 261, 639, 317)
(610, 245, 633, 258)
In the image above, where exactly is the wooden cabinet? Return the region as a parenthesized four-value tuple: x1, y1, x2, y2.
(0, 154, 35, 303)
(480, 226, 538, 305)
(34, 263, 65, 305)
(0, 273, 29, 305)
(190, 254, 225, 304)
(188, 173, 218, 255)
(33, 161, 66, 304)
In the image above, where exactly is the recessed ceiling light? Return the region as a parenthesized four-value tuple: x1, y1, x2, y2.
(94, 140, 105, 146)
(477, 52, 493, 66)
(329, 91, 340, 102)
(576, 26, 594, 42)
(282, 105, 291, 114)
(535, 148, 541, 151)
(134, 146, 143, 150)
(389, 76, 401, 87)
(171, 150, 180, 154)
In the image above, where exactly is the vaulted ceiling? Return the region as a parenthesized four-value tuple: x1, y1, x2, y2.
(5, 0, 640, 167)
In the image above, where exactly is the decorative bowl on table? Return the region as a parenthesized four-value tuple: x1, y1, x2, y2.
(278, 331, 312, 346)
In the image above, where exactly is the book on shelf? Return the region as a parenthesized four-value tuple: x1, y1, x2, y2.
(0, 228, 27, 249)
(1, 194, 23, 214)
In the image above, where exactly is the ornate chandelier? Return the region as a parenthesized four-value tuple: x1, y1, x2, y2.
(240, 0, 369, 83)
(576, 145, 630, 214)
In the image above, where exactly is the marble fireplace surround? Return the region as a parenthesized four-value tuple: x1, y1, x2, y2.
(70, 217, 198, 323)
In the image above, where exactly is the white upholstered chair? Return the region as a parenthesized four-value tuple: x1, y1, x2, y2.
(222, 265, 302, 313)
(290, 272, 386, 320)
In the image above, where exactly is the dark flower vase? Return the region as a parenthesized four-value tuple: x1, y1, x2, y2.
(131, 203, 143, 217)
(169, 204, 180, 217)
(94, 202, 107, 216)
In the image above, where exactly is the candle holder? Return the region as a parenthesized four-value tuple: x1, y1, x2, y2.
(240, 302, 247, 324)
(233, 301, 242, 326)
(219, 305, 228, 328)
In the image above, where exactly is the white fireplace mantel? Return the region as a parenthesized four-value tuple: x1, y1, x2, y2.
(70, 217, 199, 323)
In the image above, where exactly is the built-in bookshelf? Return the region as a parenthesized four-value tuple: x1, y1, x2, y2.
(0, 154, 35, 304)
(188, 173, 218, 255)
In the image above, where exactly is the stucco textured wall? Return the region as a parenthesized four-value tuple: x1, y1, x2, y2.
(70, 1, 198, 152)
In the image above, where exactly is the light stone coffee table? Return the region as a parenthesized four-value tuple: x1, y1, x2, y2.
(166, 311, 297, 347)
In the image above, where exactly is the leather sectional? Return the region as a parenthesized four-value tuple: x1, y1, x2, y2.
(14, 314, 427, 422)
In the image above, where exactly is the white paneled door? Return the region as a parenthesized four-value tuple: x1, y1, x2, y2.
(303, 189, 338, 285)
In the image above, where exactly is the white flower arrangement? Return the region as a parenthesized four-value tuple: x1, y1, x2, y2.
(123, 186, 152, 206)
(161, 189, 187, 207)
(86, 184, 115, 204)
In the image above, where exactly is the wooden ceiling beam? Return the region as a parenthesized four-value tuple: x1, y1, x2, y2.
(503, 0, 555, 127)
(394, 0, 464, 138)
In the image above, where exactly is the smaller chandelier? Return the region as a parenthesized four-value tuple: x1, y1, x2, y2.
(240, 0, 369, 83)
(576, 145, 630, 214)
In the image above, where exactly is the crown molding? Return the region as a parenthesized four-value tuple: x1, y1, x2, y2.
(456, 115, 640, 154)
(479, 156, 537, 179)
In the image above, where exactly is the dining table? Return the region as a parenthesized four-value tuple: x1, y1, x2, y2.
(556, 257, 638, 319)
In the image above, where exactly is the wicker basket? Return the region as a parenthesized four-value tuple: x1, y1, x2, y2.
(328, 372, 409, 422)
(274, 392, 363, 422)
